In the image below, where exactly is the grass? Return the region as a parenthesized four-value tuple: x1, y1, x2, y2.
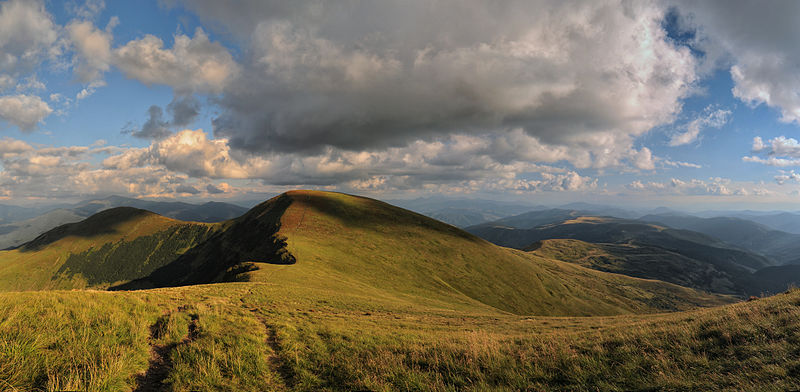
(0, 208, 214, 291)
(1, 282, 799, 391)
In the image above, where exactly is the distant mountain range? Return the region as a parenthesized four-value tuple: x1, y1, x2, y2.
(466, 209, 800, 296)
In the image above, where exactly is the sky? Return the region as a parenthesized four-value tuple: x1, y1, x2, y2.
(2, 0, 800, 209)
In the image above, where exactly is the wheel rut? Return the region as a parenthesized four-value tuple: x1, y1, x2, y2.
(247, 307, 295, 390)
(134, 308, 199, 392)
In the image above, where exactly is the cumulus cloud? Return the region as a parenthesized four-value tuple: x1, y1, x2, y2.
(0, 94, 52, 130)
(672, 1, 800, 123)
(67, 20, 113, 83)
(160, 0, 700, 171)
(668, 107, 731, 146)
(774, 171, 800, 185)
(743, 136, 800, 167)
(113, 28, 239, 93)
(0, 0, 59, 76)
(626, 177, 748, 196)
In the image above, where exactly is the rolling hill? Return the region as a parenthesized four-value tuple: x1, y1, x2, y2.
(0, 190, 728, 316)
(527, 238, 746, 295)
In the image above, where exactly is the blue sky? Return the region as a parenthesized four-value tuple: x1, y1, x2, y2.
(2, 0, 800, 209)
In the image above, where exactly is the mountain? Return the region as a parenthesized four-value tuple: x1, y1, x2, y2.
(557, 202, 640, 219)
(529, 238, 800, 296)
(73, 195, 249, 222)
(732, 212, 800, 234)
(475, 208, 585, 229)
(0, 207, 216, 291)
(0, 203, 42, 224)
(389, 196, 542, 227)
(467, 216, 777, 296)
(423, 207, 508, 227)
(0, 196, 248, 250)
(0, 190, 728, 316)
(638, 214, 800, 264)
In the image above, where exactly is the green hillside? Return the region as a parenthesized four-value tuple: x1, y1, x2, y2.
(0, 208, 215, 291)
(528, 239, 752, 295)
(253, 191, 728, 316)
(0, 191, 728, 316)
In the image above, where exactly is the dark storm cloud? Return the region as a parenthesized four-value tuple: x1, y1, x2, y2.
(176, 184, 200, 194)
(127, 96, 201, 139)
(128, 105, 171, 139)
(167, 95, 200, 127)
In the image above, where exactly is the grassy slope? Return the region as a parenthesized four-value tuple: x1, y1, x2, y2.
(0, 208, 214, 291)
(251, 191, 728, 316)
(528, 238, 747, 295)
(0, 191, 729, 315)
(1, 282, 799, 391)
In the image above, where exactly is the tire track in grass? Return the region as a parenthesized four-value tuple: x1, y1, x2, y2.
(134, 308, 199, 391)
(247, 307, 295, 390)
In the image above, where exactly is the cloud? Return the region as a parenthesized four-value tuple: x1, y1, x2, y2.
(626, 176, 748, 196)
(67, 20, 113, 83)
(124, 96, 202, 139)
(631, 147, 656, 170)
(775, 170, 800, 185)
(672, 1, 800, 123)
(206, 183, 225, 194)
(113, 28, 239, 93)
(0, 137, 32, 156)
(0, 94, 52, 130)
(0, 0, 59, 76)
(176, 184, 200, 194)
(167, 95, 200, 127)
(661, 159, 702, 169)
(668, 107, 731, 146)
(126, 105, 172, 139)
(162, 1, 700, 171)
(743, 136, 800, 167)
(66, 0, 105, 20)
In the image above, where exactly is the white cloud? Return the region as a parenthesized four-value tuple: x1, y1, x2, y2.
(669, 107, 731, 146)
(631, 147, 656, 170)
(0, 94, 52, 130)
(113, 28, 239, 93)
(775, 171, 800, 185)
(0, 0, 59, 75)
(68, 20, 113, 83)
(743, 136, 800, 168)
(626, 176, 749, 196)
(674, 2, 800, 123)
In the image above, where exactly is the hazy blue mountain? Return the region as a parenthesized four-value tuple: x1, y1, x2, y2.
(638, 214, 800, 265)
